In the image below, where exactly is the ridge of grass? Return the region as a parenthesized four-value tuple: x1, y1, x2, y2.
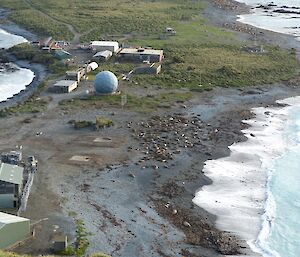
(59, 92, 193, 113)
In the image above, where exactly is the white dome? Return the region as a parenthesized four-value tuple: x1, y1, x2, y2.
(94, 71, 118, 94)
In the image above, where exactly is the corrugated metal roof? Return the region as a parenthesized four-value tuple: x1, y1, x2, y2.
(87, 62, 98, 71)
(0, 163, 23, 185)
(54, 80, 77, 87)
(54, 50, 72, 60)
(93, 50, 112, 58)
(120, 48, 163, 55)
(90, 41, 119, 47)
(0, 212, 29, 229)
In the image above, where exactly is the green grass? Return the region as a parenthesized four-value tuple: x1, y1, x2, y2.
(10, 9, 73, 40)
(8, 44, 71, 76)
(95, 116, 113, 129)
(0, 97, 48, 117)
(59, 92, 193, 113)
(25, 0, 203, 37)
(0, 0, 203, 41)
(68, 117, 113, 130)
(74, 219, 91, 257)
(0, 0, 299, 105)
(127, 17, 234, 48)
(58, 219, 91, 256)
(70, 120, 94, 129)
(130, 45, 299, 88)
(0, 0, 72, 40)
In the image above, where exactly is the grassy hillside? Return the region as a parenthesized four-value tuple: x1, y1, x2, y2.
(0, 0, 203, 40)
(0, 0, 299, 91)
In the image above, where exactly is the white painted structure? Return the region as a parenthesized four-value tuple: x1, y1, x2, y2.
(87, 62, 98, 71)
(92, 50, 113, 62)
(90, 41, 119, 53)
(52, 80, 78, 93)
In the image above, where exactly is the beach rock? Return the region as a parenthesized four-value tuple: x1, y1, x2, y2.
(183, 221, 191, 227)
(129, 173, 136, 178)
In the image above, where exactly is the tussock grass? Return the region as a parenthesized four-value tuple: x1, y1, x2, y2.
(0, 251, 55, 257)
(59, 92, 192, 113)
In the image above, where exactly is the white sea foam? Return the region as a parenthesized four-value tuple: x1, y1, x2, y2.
(0, 28, 28, 49)
(193, 96, 300, 256)
(0, 63, 35, 102)
(235, 0, 300, 40)
(0, 29, 35, 102)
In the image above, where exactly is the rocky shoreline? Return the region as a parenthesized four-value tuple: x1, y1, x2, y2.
(141, 84, 300, 256)
(204, 0, 300, 52)
(0, 57, 47, 110)
(0, 10, 47, 109)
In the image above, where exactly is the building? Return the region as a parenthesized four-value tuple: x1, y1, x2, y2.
(119, 48, 164, 63)
(0, 212, 30, 249)
(165, 27, 176, 35)
(92, 50, 113, 62)
(51, 80, 78, 94)
(55, 41, 69, 48)
(53, 234, 68, 252)
(133, 63, 162, 75)
(1, 151, 22, 165)
(40, 37, 54, 48)
(0, 163, 24, 209)
(66, 68, 86, 82)
(53, 50, 72, 60)
(90, 41, 119, 53)
(85, 62, 98, 73)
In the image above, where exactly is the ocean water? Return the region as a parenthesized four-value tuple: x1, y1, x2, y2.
(193, 2, 300, 256)
(0, 28, 35, 102)
(193, 97, 300, 257)
(236, 0, 300, 40)
(252, 98, 300, 257)
(0, 28, 28, 48)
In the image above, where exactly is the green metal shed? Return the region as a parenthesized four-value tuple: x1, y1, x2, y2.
(0, 212, 30, 249)
(0, 163, 24, 209)
(53, 50, 72, 60)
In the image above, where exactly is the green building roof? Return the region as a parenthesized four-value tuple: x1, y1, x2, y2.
(0, 163, 23, 185)
(53, 50, 72, 60)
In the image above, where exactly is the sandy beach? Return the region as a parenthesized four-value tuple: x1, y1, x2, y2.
(0, 1, 299, 256)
